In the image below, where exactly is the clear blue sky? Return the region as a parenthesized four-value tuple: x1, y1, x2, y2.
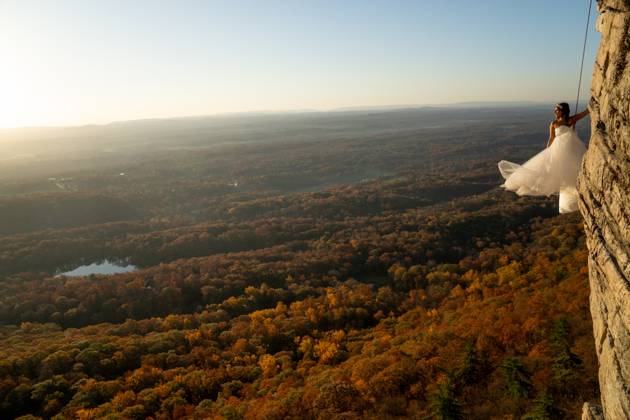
(0, 0, 599, 127)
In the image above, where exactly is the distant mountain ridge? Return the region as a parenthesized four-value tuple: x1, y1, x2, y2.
(0, 101, 588, 135)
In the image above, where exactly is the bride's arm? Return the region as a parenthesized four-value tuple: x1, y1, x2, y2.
(570, 109, 590, 125)
(547, 122, 555, 148)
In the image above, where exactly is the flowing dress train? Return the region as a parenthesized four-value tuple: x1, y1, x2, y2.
(498, 125, 586, 213)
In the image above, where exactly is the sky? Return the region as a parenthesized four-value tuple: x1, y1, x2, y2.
(0, 0, 600, 128)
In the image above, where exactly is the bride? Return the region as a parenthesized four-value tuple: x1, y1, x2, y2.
(498, 103, 589, 213)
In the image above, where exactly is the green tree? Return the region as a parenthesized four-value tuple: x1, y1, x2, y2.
(549, 319, 582, 396)
(425, 378, 463, 420)
(453, 341, 480, 386)
(500, 357, 531, 397)
(522, 392, 561, 419)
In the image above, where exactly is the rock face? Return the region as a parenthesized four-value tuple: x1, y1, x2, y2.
(577, 0, 630, 418)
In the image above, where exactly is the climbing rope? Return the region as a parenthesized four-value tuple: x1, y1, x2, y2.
(575, 0, 594, 113)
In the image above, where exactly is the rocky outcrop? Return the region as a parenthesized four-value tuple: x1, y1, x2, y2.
(583, 402, 605, 420)
(577, 0, 630, 418)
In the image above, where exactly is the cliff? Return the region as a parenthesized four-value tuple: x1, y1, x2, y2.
(577, 0, 630, 418)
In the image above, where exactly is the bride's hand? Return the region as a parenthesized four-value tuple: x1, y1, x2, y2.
(570, 109, 590, 125)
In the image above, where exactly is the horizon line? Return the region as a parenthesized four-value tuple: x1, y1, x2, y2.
(0, 99, 589, 132)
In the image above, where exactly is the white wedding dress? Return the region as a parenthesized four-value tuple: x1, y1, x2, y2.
(498, 125, 586, 213)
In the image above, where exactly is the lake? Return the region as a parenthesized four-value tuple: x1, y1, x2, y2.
(57, 260, 136, 277)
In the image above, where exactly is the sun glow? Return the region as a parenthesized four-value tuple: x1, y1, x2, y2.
(0, 43, 36, 128)
(0, 12, 61, 128)
(0, 3, 91, 129)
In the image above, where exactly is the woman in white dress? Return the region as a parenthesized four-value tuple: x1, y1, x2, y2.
(498, 103, 589, 213)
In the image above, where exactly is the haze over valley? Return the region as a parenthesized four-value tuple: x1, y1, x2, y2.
(0, 105, 599, 418)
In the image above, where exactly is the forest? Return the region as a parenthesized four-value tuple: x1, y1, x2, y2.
(0, 106, 597, 419)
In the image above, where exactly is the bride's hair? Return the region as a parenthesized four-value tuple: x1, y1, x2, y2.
(556, 102, 571, 121)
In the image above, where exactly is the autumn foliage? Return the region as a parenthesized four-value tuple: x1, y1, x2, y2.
(0, 184, 598, 419)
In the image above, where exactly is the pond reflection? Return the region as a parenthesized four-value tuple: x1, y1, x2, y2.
(57, 260, 136, 277)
